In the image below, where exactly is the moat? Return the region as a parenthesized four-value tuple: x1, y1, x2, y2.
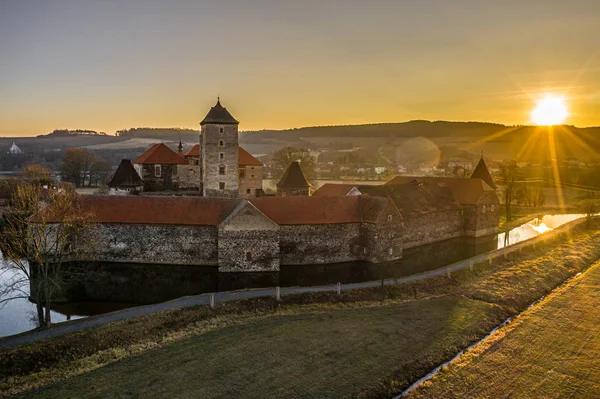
(0, 213, 584, 338)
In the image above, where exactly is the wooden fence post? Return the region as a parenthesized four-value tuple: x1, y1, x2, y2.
(447, 267, 451, 278)
(276, 286, 281, 301)
(209, 293, 215, 309)
(469, 260, 473, 272)
(336, 282, 341, 295)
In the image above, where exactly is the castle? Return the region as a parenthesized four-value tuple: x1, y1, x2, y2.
(70, 100, 500, 272)
(110, 99, 264, 197)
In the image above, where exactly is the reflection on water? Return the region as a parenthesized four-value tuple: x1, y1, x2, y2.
(0, 213, 584, 338)
(497, 214, 583, 249)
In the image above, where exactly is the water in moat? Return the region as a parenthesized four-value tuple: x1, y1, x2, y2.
(0, 213, 584, 338)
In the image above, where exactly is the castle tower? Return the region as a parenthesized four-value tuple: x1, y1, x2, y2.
(200, 99, 239, 197)
(470, 153, 496, 189)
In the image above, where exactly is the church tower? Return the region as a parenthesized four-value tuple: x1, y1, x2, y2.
(200, 98, 239, 198)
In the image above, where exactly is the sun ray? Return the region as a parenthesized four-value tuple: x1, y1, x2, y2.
(515, 126, 543, 161)
(547, 127, 566, 212)
(466, 126, 520, 150)
(558, 125, 600, 159)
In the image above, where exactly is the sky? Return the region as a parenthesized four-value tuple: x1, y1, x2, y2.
(1, 0, 600, 136)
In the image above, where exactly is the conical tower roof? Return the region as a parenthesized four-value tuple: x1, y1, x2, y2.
(470, 156, 496, 189)
(200, 98, 239, 126)
(277, 161, 310, 188)
(109, 160, 144, 187)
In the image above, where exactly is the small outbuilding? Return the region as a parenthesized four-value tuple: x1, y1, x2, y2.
(108, 159, 144, 195)
(277, 161, 312, 196)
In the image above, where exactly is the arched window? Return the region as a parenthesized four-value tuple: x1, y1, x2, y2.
(482, 205, 487, 213)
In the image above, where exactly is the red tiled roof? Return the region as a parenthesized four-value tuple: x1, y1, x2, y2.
(133, 143, 187, 165)
(184, 144, 200, 157)
(78, 195, 240, 226)
(250, 196, 362, 225)
(238, 147, 262, 166)
(386, 176, 495, 205)
(312, 184, 358, 197)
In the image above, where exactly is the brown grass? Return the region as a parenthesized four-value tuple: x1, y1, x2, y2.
(407, 260, 600, 399)
(2, 223, 600, 398)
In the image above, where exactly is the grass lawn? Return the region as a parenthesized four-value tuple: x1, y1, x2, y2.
(5, 223, 600, 398)
(20, 297, 507, 399)
(408, 261, 600, 399)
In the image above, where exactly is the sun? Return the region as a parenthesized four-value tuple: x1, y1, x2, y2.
(531, 95, 568, 126)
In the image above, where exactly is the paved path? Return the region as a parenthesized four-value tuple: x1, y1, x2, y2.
(0, 218, 583, 350)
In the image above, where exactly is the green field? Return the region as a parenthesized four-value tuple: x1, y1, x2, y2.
(408, 261, 600, 399)
(21, 298, 505, 399)
(5, 224, 600, 398)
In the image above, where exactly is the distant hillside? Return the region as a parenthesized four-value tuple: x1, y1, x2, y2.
(37, 129, 108, 138)
(116, 127, 198, 141)
(240, 121, 600, 163)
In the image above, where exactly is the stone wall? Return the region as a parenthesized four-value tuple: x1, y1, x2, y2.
(360, 212, 404, 262)
(177, 162, 201, 190)
(239, 165, 263, 197)
(202, 124, 239, 198)
(277, 186, 311, 196)
(217, 201, 280, 272)
(464, 191, 500, 237)
(81, 224, 218, 264)
(279, 223, 361, 265)
(402, 209, 464, 249)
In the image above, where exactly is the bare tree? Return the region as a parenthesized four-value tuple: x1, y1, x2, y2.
(59, 148, 96, 188)
(574, 198, 600, 229)
(272, 147, 316, 182)
(88, 156, 112, 187)
(0, 184, 95, 326)
(499, 161, 518, 222)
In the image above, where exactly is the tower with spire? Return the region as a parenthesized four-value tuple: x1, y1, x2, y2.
(200, 98, 240, 198)
(470, 151, 496, 189)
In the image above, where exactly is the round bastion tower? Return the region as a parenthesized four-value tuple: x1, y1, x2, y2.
(200, 98, 240, 198)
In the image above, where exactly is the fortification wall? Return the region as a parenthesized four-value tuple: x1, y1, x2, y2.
(402, 209, 464, 249)
(464, 191, 500, 237)
(82, 224, 217, 264)
(279, 223, 361, 265)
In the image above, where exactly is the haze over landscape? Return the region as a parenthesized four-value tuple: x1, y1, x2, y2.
(2, 0, 600, 136)
(4, 2, 600, 399)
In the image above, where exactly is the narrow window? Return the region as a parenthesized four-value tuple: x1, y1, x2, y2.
(154, 165, 161, 177)
(482, 205, 487, 213)
(247, 189, 251, 194)
(219, 182, 225, 190)
(219, 166, 226, 175)
(389, 248, 393, 255)
(246, 251, 252, 261)
(219, 153, 224, 160)
(239, 169, 246, 179)
(218, 140, 224, 147)
(387, 215, 392, 222)
(220, 127, 224, 133)
(363, 247, 368, 255)
(251, 174, 255, 178)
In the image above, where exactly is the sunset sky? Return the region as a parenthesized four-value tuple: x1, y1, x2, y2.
(1, 0, 599, 136)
